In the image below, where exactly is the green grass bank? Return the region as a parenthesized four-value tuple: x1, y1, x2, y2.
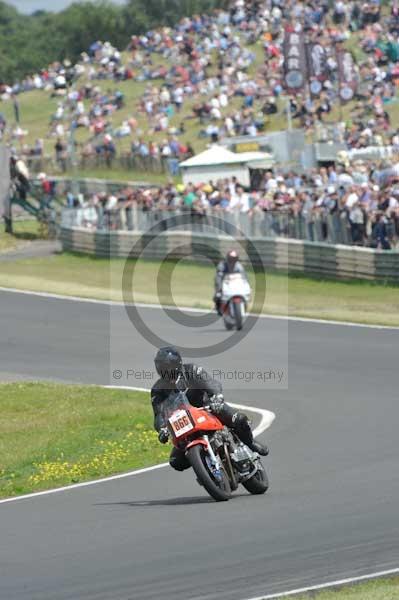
(0, 382, 168, 499)
(289, 577, 399, 600)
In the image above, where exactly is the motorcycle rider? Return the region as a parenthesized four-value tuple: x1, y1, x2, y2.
(214, 250, 248, 315)
(151, 346, 268, 472)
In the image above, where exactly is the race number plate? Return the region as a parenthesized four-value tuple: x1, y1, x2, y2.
(169, 410, 194, 438)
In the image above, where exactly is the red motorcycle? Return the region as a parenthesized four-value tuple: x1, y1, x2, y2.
(162, 392, 269, 502)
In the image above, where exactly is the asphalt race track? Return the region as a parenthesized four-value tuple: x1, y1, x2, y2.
(0, 289, 398, 600)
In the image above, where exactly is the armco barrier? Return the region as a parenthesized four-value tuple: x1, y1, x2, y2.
(60, 227, 399, 283)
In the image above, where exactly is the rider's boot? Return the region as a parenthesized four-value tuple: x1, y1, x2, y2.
(248, 440, 269, 456)
(214, 293, 223, 316)
(232, 412, 269, 456)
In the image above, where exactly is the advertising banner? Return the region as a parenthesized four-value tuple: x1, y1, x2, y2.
(337, 50, 358, 103)
(283, 30, 308, 94)
(307, 42, 328, 96)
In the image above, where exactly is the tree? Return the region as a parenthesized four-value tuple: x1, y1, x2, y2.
(0, 0, 227, 83)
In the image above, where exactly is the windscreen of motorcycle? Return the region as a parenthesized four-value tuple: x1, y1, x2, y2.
(161, 391, 195, 438)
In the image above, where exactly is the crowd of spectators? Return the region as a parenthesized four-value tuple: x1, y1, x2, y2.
(4, 0, 399, 251)
(2, 0, 399, 162)
(67, 161, 399, 249)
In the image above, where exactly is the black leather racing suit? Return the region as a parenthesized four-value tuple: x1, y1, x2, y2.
(151, 364, 256, 471)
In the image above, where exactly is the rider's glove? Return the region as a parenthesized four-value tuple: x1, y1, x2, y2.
(209, 393, 225, 415)
(158, 427, 169, 444)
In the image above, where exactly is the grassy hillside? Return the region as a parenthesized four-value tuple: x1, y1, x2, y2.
(1, 45, 263, 156)
(2, 28, 398, 183)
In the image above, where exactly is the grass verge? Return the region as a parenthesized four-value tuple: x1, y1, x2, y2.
(70, 168, 181, 185)
(291, 577, 399, 600)
(0, 253, 398, 326)
(0, 382, 168, 499)
(0, 220, 42, 254)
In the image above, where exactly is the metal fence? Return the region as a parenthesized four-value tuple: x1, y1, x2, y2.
(43, 176, 152, 198)
(61, 207, 364, 246)
(24, 153, 180, 176)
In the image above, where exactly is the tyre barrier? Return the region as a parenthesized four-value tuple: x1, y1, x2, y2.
(60, 227, 399, 283)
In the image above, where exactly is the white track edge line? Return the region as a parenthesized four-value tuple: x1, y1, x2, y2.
(243, 567, 399, 600)
(0, 286, 398, 330)
(0, 385, 274, 505)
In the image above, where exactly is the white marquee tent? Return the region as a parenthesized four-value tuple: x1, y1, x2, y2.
(179, 145, 274, 187)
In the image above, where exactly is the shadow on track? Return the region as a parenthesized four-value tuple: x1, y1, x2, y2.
(95, 494, 249, 507)
(95, 496, 214, 507)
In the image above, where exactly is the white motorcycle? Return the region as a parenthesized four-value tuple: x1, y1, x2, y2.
(220, 273, 251, 331)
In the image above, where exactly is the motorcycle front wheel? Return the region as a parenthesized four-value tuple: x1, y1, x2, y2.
(233, 301, 244, 330)
(187, 445, 231, 502)
(223, 316, 234, 331)
(242, 461, 269, 495)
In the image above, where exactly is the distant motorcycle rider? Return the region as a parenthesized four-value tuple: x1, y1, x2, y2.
(214, 250, 248, 315)
(151, 347, 268, 472)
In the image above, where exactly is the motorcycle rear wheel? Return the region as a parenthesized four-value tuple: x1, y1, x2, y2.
(242, 462, 269, 495)
(187, 445, 231, 502)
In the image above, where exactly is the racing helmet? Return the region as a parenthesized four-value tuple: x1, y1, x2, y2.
(154, 346, 182, 379)
(226, 249, 239, 270)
